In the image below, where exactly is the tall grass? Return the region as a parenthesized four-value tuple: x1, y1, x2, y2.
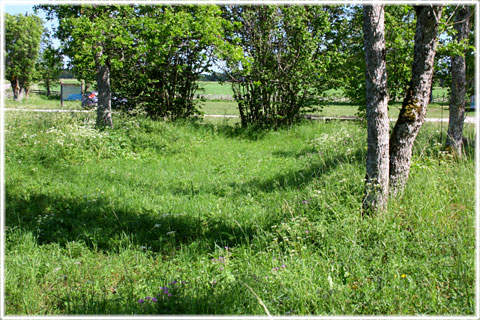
(5, 111, 475, 315)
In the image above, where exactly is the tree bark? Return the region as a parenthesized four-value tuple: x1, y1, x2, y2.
(389, 5, 443, 196)
(46, 78, 51, 97)
(362, 5, 390, 213)
(10, 78, 21, 101)
(22, 86, 30, 98)
(446, 6, 471, 156)
(94, 46, 113, 128)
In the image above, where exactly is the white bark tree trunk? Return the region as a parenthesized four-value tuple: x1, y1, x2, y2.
(362, 5, 390, 213)
(446, 5, 472, 156)
(389, 5, 443, 196)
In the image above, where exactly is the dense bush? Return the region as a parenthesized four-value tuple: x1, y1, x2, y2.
(221, 6, 332, 127)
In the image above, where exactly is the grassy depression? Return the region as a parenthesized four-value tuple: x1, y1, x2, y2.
(4, 111, 475, 315)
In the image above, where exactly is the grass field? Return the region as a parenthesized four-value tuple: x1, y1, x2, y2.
(7, 82, 466, 121)
(199, 101, 463, 119)
(4, 94, 82, 110)
(4, 110, 475, 315)
(196, 82, 451, 102)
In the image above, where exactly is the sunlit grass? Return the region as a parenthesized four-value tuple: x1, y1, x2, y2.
(4, 111, 475, 315)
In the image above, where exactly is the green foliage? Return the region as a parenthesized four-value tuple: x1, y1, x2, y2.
(38, 5, 135, 85)
(332, 5, 416, 107)
(5, 112, 475, 315)
(38, 5, 226, 120)
(35, 32, 64, 96)
(221, 5, 331, 127)
(112, 5, 226, 119)
(435, 5, 475, 98)
(5, 13, 44, 100)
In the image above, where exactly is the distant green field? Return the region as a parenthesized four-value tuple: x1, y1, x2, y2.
(199, 101, 459, 119)
(8, 81, 468, 121)
(35, 80, 451, 102)
(197, 81, 233, 97)
(4, 94, 82, 110)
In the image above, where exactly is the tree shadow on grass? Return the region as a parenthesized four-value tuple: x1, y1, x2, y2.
(5, 190, 270, 315)
(230, 148, 365, 194)
(5, 192, 254, 254)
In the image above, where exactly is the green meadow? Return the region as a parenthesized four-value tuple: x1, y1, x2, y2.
(4, 106, 475, 315)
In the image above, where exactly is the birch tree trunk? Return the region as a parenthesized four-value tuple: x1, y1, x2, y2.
(362, 5, 390, 213)
(389, 5, 443, 196)
(446, 6, 472, 156)
(94, 46, 113, 128)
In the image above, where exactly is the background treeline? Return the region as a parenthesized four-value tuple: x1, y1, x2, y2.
(5, 5, 476, 126)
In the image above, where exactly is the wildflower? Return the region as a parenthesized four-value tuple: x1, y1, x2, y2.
(181, 281, 188, 284)
(146, 297, 151, 300)
(302, 201, 308, 204)
(152, 297, 158, 302)
(401, 274, 406, 278)
(305, 230, 309, 234)
(169, 280, 178, 285)
(138, 299, 144, 303)
(282, 265, 286, 268)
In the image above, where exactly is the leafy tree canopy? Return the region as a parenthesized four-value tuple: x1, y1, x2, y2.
(5, 13, 44, 100)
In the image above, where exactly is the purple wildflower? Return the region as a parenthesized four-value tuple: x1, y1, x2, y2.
(302, 201, 308, 204)
(181, 281, 188, 284)
(152, 297, 158, 302)
(282, 265, 286, 268)
(138, 299, 144, 303)
(169, 280, 178, 285)
(146, 296, 151, 300)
